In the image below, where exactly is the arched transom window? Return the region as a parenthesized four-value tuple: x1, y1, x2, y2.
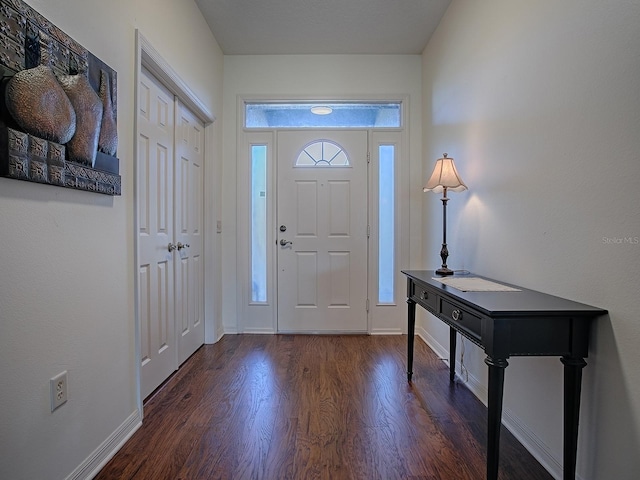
(296, 140, 350, 167)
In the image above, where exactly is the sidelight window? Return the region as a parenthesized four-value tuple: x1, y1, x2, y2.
(378, 145, 395, 303)
(251, 145, 268, 303)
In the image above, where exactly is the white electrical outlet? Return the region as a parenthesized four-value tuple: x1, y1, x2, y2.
(50, 371, 68, 411)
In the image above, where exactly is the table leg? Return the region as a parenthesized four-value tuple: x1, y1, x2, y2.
(407, 298, 416, 382)
(449, 327, 457, 382)
(485, 355, 509, 480)
(560, 356, 586, 480)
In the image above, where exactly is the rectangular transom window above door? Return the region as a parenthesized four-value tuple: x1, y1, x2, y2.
(245, 102, 402, 128)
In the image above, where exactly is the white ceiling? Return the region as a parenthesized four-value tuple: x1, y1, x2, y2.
(194, 0, 452, 55)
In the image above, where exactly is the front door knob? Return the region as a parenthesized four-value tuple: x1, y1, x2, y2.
(279, 239, 293, 246)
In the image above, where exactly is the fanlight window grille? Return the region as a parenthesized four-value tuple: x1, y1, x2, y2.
(296, 140, 349, 167)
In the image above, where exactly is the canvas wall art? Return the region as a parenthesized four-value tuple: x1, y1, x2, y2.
(0, 0, 120, 195)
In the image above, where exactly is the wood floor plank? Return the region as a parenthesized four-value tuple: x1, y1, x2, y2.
(95, 334, 553, 480)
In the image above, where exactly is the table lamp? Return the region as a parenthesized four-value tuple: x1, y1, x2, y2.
(423, 153, 467, 276)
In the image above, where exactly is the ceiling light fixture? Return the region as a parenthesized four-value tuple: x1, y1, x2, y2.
(310, 106, 333, 115)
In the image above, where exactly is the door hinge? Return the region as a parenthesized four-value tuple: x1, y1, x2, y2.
(366, 298, 370, 313)
(367, 224, 370, 238)
(367, 151, 370, 164)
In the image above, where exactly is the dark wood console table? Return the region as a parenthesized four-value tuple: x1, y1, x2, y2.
(403, 270, 607, 480)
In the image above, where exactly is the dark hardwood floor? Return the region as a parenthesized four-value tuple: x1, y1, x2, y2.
(95, 335, 553, 480)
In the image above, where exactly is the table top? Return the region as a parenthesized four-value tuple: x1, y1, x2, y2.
(402, 270, 608, 319)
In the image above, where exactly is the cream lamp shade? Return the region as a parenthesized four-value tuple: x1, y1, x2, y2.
(423, 153, 467, 194)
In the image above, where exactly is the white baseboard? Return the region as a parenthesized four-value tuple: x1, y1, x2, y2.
(415, 327, 563, 480)
(214, 330, 225, 343)
(501, 405, 563, 479)
(416, 324, 449, 360)
(66, 409, 142, 480)
(226, 327, 404, 336)
(241, 327, 276, 334)
(370, 327, 403, 335)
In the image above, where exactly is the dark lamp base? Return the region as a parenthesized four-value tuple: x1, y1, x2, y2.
(435, 267, 455, 276)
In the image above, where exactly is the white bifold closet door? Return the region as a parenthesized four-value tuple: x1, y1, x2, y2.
(137, 67, 204, 399)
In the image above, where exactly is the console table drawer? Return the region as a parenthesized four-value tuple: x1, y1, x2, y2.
(413, 284, 437, 311)
(439, 298, 482, 340)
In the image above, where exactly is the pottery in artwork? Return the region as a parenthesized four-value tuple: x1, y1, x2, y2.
(98, 69, 118, 156)
(59, 73, 103, 166)
(5, 64, 77, 144)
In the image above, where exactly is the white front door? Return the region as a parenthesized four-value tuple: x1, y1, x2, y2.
(138, 67, 177, 398)
(277, 130, 368, 332)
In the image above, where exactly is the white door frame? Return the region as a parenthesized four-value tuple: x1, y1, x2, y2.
(236, 96, 409, 336)
(134, 31, 215, 413)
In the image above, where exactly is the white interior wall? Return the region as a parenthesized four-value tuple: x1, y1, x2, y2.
(221, 54, 423, 333)
(0, 1, 223, 478)
(421, 1, 640, 478)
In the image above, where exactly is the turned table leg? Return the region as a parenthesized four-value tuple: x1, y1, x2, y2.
(561, 356, 587, 480)
(449, 327, 457, 382)
(407, 298, 416, 382)
(485, 355, 509, 480)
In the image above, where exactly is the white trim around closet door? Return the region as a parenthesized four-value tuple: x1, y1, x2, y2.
(136, 31, 215, 125)
(133, 30, 216, 416)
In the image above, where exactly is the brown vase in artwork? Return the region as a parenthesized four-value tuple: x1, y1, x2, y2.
(98, 69, 118, 156)
(5, 64, 77, 144)
(59, 73, 103, 167)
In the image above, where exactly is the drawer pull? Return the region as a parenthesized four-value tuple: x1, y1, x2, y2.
(420, 291, 429, 300)
(452, 309, 463, 321)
